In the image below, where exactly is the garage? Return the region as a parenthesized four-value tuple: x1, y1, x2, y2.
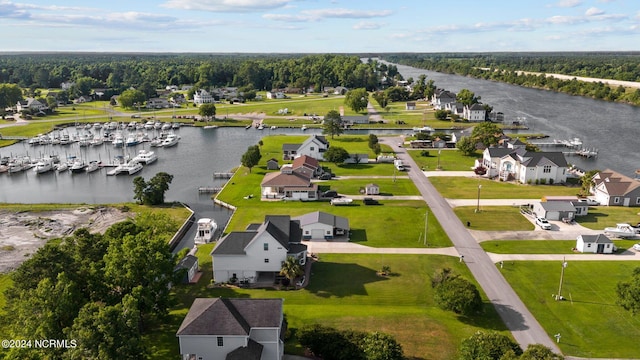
(533, 201, 576, 221)
(311, 229, 325, 240)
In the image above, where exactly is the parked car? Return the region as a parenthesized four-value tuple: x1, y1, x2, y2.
(577, 198, 600, 206)
(633, 243, 640, 251)
(318, 173, 333, 180)
(322, 190, 339, 198)
(535, 217, 552, 230)
(363, 197, 380, 205)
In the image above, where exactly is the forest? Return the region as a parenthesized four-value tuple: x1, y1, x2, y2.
(384, 52, 640, 106)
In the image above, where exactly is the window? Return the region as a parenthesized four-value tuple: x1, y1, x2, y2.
(310, 146, 315, 151)
(263, 243, 269, 251)
(305, 230, 309, 234)
(543, 165, 551, 173)
(614, 197, 620, 204)
(636, 197, 640, 204)
(587, 243, 591, 247)
(217, 337, 223, 347)
(264, 258, 269, 263)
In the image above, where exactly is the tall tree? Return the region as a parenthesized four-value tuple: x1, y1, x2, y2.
(456, 136, 477, 156)
(241, 145, 262, 173)
(280, 256, 304, 288)
(456, 88, 481, 106)
(344, 88, 369, 113)
(471, 122, 503, 148)
(322, 109, 343, 139)
(118, 89, 146, 109)
(132, 172, 173, 205)
(323, 146, 349, 165)
(459, 331, 522, 360)
(0, 83, 23, 110)
(617, 266, 640, 315)
(198, 103, 217, 120)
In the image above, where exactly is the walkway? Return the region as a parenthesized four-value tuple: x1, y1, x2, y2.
(378, 136, 562, 353)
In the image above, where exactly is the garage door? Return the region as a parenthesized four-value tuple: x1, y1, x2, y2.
(546, 211, 560, 221)
(311, 229, 325, 239)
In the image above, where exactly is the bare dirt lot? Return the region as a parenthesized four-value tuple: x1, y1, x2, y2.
(0, 207, 132, 273)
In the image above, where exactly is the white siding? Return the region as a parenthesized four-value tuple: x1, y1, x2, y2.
(178, 335, 246, 360)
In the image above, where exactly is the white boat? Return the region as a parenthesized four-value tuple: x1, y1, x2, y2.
(270, 125, 277, 130)
(301, 125, 307, 131)
(93, 122, 103, 129)
(161, 122, 172, 130)
(125, 161, 143, 175)
(154, 121, 163, 129)
(194, 218, 218, 244)
(90, 136, 104, 146)
(149, 138, 163, 147)
(330, 197, 353, 206)
(132, 149, 157, 165)
(569, 137, 583, 147)
(257, 124, 264, 130)
(203, 125, 219, 129)
(171, 122, 181, 129)
(7, 158, 27, 173)
(70, 159, 88, 173)
(55, 162, 68, 172)
(85, 161, 100, 173)
(144, 121, 155, 130)
(604, 223, 640, 239)
(33, 158, 54, 174)
(161, 134, 180, 147)
(125, 134, 140, 147)
(59, 133, 71, 145)
(112, 133, 125, 148)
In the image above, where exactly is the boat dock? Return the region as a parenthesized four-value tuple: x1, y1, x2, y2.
(213, 172, 234, 179)
(198, 186, 221, 193)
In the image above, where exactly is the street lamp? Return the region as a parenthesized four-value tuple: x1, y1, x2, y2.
(475, 184, 482, 213)
(437, 149, 442, 170)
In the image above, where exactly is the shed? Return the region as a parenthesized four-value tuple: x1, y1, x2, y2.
(576, 234, 614, 254)
(174, 254, 199, 283)
(266, 158, 279, 170)
(533, 201, 576, 221)
(294, 211, 350, 240)
(406, 101, 416, 110)
(365, 183, 380, 195)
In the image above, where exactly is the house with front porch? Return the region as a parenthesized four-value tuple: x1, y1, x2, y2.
(591, 169, 640, 207)
(146, 97, 171, 109)
(281, 135, 329, 161)
(176, 298, 285, 360)
(479, 147, 568, 184)
(260, 172, 318, 200)
(194, 89, 215, 105)
(463, 103, 486, 122)
(431, 89, 456, 110)
(16, 98, 48, 113)
(211, 215, 307, 284)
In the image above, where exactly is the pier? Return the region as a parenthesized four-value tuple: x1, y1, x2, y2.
(198, 186, 221, 194)
(213, 172, 234, 179)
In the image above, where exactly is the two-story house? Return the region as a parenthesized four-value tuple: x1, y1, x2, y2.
(211, 215, 307, 284)
(592, 169, 640, 207)
(281, 155, 322, 178)
(282, 135, 329, 161)
(194, 89, 215, 105)
(176, 298, 285, 360)
(480, 146, 568, 184)
(463, 103, 486, 122)
(431, 89, 456, 110)
(16, 98, 48, 113)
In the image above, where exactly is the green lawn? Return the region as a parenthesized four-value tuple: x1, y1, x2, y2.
(216, 95, 362, 118)
(503, 261, 640, 358)
(430, 177, 581, 199)
(408, 148, 482, 171)
(319, 178, 419, 196)
(454, 206, 535, 231)
(575, 207, 640, 230)
(0, 275, 12, 316)
(481, 239, 640, 254)
(148, 251, 509, 360)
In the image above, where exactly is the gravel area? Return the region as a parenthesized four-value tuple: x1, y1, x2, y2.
(0, 207, 132, 273)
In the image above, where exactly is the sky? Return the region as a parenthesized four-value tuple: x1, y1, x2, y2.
(0, 0, 638, 53)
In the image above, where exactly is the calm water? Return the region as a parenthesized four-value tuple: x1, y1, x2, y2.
(386, 61, 640, 175)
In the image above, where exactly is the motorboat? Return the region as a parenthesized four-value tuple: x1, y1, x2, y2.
(171, 122, 181, 129)
(330, 197, 353, 206)
(257, 124, 264, 130)
(85, 161, 100, 173)
(194, 218, 218, 244)
(112, 132, 125, 148)
(55, 162, 68, 172)
(7, 158, 27, 173)
(59, 133, 71, 145)
(110, 160, 143, 176)
(70, 159, 88, 173)
(93, 122, 102, 129)
(90, 136, 104, 146)
(132, 149, 157, 165)
(301, 125, 307, 131)
(33, 158, 54, 174)
(149, 138, 163, 147)
(125, 134, 140, 147)
(161, 133, 180, 147)
(162, 122, 172, 131)
(154, 121, 163, 129)
(604, 223, 640, 239)
(144, 121, 155, 130)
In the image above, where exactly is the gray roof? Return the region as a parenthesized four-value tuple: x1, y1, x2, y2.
(282, 143, 300, 151)
(520, 151, 568, 168)
(294, 211, 350, 230)
(288, 243, 308, 255)
(468, 103, 485, 110)
(226, 338, 263, 360)
(176, 298, 283, 336)
(579, 234, 612, 244)
(487, 147, 516, 158)
(540, 201, 576, 212)
(175, 254, 198, 270)
(211, 232, 256, 255)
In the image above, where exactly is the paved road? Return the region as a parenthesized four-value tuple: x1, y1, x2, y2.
(379, 136, 562, 353)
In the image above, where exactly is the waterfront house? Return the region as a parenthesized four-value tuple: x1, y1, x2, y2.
(176, 298, 285, 360)
(260, 172, 318, 200)
(480, 146, 568, 184)
(463, 103, 486, 122)
(281, 155, 321, 178)
(576, 234, 614, 254)
(211, 215, 307, 284)
(294, 211, 350, 240)
(591, 169, 640, 207)
(146, 97, 171, 109)
(194, 89, 215, 105)
(281, 135, 329, 161)
(431, 89, 456, 110)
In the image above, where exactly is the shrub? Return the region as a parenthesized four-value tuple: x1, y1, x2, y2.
(420, 150, 430, 157)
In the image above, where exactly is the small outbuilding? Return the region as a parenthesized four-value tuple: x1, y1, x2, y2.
(533, 201, 576, 221)
(266, 158, 280, 170)
(174, 254, 199, 283)
(294, 211, 350, 241)
(576, 234, 615, 254)
(364, 183, 380, 195)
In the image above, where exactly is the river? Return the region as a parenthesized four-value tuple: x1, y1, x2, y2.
(383, 60, 640, 176)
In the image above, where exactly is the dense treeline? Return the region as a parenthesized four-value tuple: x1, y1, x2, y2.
(385, 53, 640, 106)
(0, 212, 179, 360)
(0, 53, 394, 95)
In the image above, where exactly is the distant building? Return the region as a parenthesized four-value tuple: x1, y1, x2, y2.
(592, 169, 640, 207)
(193, 89, 214, 105)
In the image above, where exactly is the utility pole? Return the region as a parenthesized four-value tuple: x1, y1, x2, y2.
(423, 210, 429, 246)
(557, 257, 568, 301)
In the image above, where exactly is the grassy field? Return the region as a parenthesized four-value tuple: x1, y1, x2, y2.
(575, 206, 640, 230)
(216, 94, 362, 118)
(453, 206, 536, 231)
(430, 177, 581, 199)
(503, 261, 640, 358)
(481, 239, 640, 254)
(147, 248, 509, 360)
(320, 178, 419, 196)
(408, 148, 482, 171)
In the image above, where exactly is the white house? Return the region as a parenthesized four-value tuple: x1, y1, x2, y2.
(16, 98, 47, 112)
(176, 298, 284, 360)
(281, 135, 329, 161)
(294, 211, 350, 241)
(193, 89, 215, 105)
(431, 89, 456, 110)
(463, 103, 486, 122)
(576, 234, 614, 254)
(591, 169, 640, 207)
(260, 172, 318, 200)
(211, 215, 307, 284)
(146, 98, 171, 109)
(266, 91, 285, 99)
(480, 147, 568, 184)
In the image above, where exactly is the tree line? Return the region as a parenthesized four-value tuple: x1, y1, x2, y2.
(385, 53, 640, 106)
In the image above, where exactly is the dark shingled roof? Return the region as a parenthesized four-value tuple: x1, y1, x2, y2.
(174, 254, 198, 271)
(294, 211, 350, 230)
(176, 298, 283, 336)
(282, 143, 301, 151)
(226, 338, 263, 360)
(579, 234, 612, 244)
(211, 232, 256, 255)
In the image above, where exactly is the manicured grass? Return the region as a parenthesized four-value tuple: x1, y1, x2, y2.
(430, 177, 581, 199)
(408, 148, 481, 171)
(148, 252, 510, 360)
(216, 95, 362, 118)
(481, 239, 640, 254)
(575, 206, 640, 230)
(0, 275, 12, 316)
(319, 178, 419, 196)
(503, 261, 640, 358)
(454, 206, 535, 231)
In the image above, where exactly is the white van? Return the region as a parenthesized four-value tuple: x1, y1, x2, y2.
(394, 159, 406, 171)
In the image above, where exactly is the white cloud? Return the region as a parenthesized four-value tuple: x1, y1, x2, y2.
(546, 15, 583, 24)
(585, 7, 605, 16)
(264, 7, 393, 22)
(161, 0, 293, 12)
(353, 21, 384, 30)
(553, 0, 582, 8)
